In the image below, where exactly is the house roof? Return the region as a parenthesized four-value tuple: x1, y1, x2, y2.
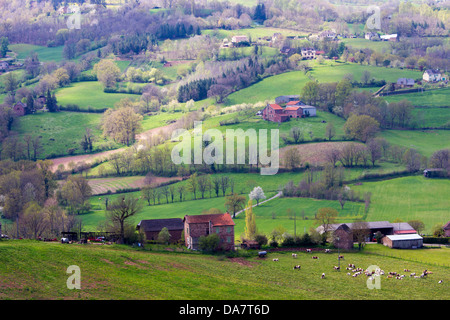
(443, 221, 450, 230)
(335, 223, 352, 233)
(137, 218, 184, 232)
(285, 106, 301, 111)
(184, 213, 235, 226)
(286, 101, 301, 106)
(424, 69, 440, 75)
(386, 234, 423, 241)
(268, 103, 283, 110)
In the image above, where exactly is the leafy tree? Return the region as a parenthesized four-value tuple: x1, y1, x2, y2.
(106, 195, 143, 244)
(301, 81, 319, 105)
(158, 227, 171, 244)
(315, 207, 338, 235)
(408, 220, 425, 234)
(93, 59, 121, 88)
(102, 106, 143, 146)
(225, 193, 246, 218)
(325, 122, 336, 141)
(343, 114, 379, 142)
(198, 233, 221, 252)
(0, 36, 9, 58)
(244, 200, 257, 240)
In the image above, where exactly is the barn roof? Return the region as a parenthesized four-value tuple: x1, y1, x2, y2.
(184, 213, 235, 226)
(137, 218, 184, 232)
(386, 234, 423, 241)
(392, 222, 416, 234)
(285, 106, 301, 111)
(443, 221, 450, 230)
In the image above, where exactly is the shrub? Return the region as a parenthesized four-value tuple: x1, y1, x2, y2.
(199, 233, 221, 252)
(254, 234, 268, 247)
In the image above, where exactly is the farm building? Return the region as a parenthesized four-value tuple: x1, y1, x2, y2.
(365, 32, 379, 40)
(382, 234, 423, 249)
(184, 213, 235, 251)
(444, 222, 450, 237)
(137, 218, 184, 243)
(396, 78, 415, 88)
(332, 224, 354, 250)
(380, 34, 398, 41)
(423, 69, 442, 82)
(317, 221, 417, 242)
(231, 35, 249, 46)
(262, 103, 316, 123)
(12, 101, 27, 117)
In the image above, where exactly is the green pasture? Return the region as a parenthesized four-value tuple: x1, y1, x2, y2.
(55, 81, 140, 110)
(0, 240, 448, 299)
(342, 38, 392, 52)
(379, 129, 450, 157)
(350, 176, 450, 234)
(9, 44, 64, 63)
(412, 107, 450, 128)
(10, 111, 119, 159)
(223, 63, 423, 106)
(203, 27, 307, 40)
(383, 87, 450, 108)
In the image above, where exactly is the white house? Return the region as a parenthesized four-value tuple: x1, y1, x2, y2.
(301, 48, 316, 59)
(423, 69, 441, 82)
(231, 35, 249, 46)
(0, 61, 8, 71)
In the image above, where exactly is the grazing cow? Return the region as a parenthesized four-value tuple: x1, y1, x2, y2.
(324, 249, 331, 253)
(347, 273, 351, 276)
(438, 280, 443, 284)
(333, 266, 340, 270)
(338, 255, 344, 260)
(306, 249, 312, 253)
(404, 269, 410, 272)
(293, 265, 301, 270)
(273, 258, 279, 262)
(312, 256, 319, 259)
(348, 263, 355, 268)
(321, 273, 325, 279)
(292, 253, 298, 258)
(410, 273, 416, 277)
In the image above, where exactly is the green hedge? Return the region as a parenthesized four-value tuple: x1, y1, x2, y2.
(422, 237, 450, 244)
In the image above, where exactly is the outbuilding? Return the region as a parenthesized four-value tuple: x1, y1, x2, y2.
(382, 234, 423, 249)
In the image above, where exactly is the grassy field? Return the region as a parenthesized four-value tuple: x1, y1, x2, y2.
(9, 44, 65, 62)
(222, 62, 423, 106)
(11, 111, 120, 159)
(342, 38, 392, 52)
(203, 27, 308, 40)
(412, 107, 450, 128)
(379, 129, 450, 157)
(55, 81, 140, 110)
(350, 176, 450, 234)
(383, 87, 450, 108)
(0, 240, 448, 300)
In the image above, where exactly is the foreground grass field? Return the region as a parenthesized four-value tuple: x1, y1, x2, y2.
(0, 241, 448, 300)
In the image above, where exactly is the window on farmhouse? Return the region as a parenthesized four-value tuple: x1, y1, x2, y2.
(215, 227, 220, 233)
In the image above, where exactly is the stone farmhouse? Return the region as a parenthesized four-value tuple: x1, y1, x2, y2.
(184, 213, 235, 251)
(138, 213, 236, 251)
(301, 48, 316, 59)
(262, 96, 317, 123)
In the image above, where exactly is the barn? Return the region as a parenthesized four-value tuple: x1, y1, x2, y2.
(382, 234, 423, 249)
(136, 218, 184, 243)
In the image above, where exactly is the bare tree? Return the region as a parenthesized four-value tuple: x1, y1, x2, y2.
(106, 195, 143, 244)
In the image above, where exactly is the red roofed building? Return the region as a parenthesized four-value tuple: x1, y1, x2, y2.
(262, 103, 289, 123)
(184, 213, 235, 251)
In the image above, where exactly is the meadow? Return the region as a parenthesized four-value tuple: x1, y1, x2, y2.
(0, 240, 448, 300)
(11, 111, 120, 158)
(222, 62, 423, 106)
(383, 87, 450, 108)
(55, 81, 140, 110)
(350, 175, 450, 234)
(9, 44, 65, 63)
(379, 129, 450, 157)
